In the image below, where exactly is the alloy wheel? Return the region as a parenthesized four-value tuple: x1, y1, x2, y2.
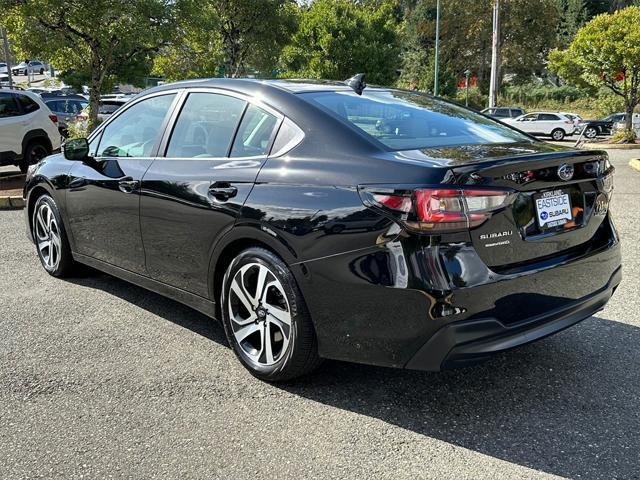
(552, 130, 565, 141)
(585, 127, 597, 139)
(34, 203, 62, 270)
(227, 262, 292, 367)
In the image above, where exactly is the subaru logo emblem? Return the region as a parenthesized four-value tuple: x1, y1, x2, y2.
(557, 163, 574, 181)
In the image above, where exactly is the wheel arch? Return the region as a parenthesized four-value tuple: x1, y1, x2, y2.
(208, 224, 300, 320)
(22, 129, 52, 156)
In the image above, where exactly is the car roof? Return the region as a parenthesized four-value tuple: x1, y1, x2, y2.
(145, 77, 381, 96)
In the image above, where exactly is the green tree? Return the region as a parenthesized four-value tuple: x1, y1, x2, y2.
(0, 0, 175, 131)
(549, 6, 640, 134)
(280, 0, 400, 85)
(154, 0, 297, 81)
(399, 0, 558, 96)
(555, 0, 589, 47)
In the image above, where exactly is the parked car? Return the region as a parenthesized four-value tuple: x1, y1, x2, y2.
(0, 63, 7, 74)
(43, 95, 89, 136)
(503, 112, 577, 140)
(24, 78, 620, 381)
(96, 98, 129, 122)
(559, 112, 583, 127)
(12, 60, 48, 76)
(576, 115, 618, 139)
(481, 106, 525, 119)
(0, 89, 60, 172)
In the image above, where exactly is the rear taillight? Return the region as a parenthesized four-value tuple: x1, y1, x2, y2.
(363, 186, 512, 233)
(48, 114, 58, 125)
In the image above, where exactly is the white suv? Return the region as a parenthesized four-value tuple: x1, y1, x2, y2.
(0, 90, 61, 172)
(503, 112, 577, 141)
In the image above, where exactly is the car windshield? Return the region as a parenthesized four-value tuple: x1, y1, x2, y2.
(300, 89, 531, 150)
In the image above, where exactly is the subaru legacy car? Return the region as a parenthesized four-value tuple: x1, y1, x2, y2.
(23, 77, 620, 381)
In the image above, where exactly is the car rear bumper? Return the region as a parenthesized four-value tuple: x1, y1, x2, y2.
(298, 218, 621, 370)
(406, 264, 621, 371)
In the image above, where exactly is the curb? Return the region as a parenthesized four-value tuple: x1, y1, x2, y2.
(0, 196, 25, 210)
(629, 159, 640, 172)
(581, 143, 640, 150)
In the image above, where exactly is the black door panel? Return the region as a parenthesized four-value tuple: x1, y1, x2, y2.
(66, 158, 153, 273)
(140, 159, 257, 296)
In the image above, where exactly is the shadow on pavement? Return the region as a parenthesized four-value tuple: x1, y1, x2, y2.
(69, 271, 639, 479)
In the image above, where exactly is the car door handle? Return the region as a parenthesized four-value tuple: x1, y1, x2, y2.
(118, 177, 140, 194)
(208, 182, 237, 201)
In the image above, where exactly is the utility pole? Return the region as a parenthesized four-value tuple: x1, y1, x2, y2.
(433, 0, 441, 96)
(1, 27, 14, 89)
(488, 0, 500, 108)
(464, 69, 471, 107)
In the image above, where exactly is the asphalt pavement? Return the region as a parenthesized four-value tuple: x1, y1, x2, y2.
(0, 150, 638, 479)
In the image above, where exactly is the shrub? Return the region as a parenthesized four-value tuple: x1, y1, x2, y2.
(610, 129, 637, 144)
(452, 88, 488, 110)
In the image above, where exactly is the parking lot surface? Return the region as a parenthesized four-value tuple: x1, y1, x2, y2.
(0, 150, 638, 479)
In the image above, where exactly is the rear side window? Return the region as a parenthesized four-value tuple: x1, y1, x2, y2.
(494, 108, 510, 117)
(0, 93, 20, 117)
(538, 113, 560, 121)
(45, 100, 61, 112)
(16, 94, 40, 114)
(230, 104, 278, 157)
(166, 92, 246, 158)
(301, 90, 530, 150)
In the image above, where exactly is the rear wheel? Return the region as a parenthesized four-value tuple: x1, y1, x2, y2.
(19, 141, 49, 173)
(221, 247, 321, 381)
(584, 126, 598, 139)
(32, 194, 76, 277)
(551, 128, 565, 141)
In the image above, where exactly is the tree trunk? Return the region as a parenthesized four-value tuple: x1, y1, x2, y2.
(624, 102, 634, 134)
(88, 50, 102, 133)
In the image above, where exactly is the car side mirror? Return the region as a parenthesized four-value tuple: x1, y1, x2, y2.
(63, 137, 89, 161)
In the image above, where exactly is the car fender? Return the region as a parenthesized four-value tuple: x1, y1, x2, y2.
(206, 221, 300, 301)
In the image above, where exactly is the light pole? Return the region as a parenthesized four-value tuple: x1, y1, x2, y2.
(488, 0, 501, 108)
(0, 27, 14, 89)
(464, 69, 471, 107)
(433, 0, 441, 97)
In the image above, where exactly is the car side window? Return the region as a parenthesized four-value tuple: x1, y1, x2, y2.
(45, 101, 60, 112)
(539, 114, 559, 121)
(16, 95, 40, 114)
(166, 92, 246, 158)
(0, 93, 20, 117)
(97, 94, 176, 158)
(521, 114, 537, 121)
(494, 108, 509, 117)
(230, 104, 278, 157)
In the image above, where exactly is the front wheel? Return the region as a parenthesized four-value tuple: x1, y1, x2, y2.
(551, 128, 565, 141)
(32, 195, 77, 277)
(221, 247, 321, 381)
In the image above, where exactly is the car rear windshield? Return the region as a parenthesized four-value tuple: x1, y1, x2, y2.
(300, 89, 531, 150)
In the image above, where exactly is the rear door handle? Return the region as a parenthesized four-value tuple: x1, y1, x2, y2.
(118, 177, 140, 194)
(208, 182, 237, 201)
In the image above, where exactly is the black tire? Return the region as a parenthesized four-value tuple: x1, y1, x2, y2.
(220, 247, 322, 381)
(551, 128, 565, 141)
(584, 126, 598, 139)
(19, 141, 50, 173)
(32, 194, 77, 277)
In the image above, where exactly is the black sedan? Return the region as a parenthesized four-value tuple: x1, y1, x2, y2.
(23, 77, 621, 381)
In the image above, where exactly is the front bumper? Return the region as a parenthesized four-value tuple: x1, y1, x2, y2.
(406, 265, 621, 370)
